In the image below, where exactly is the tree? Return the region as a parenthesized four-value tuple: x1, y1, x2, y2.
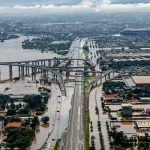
(6, 109, 16, 116)
(41, 116, 49, 124)
(17, 109, 30, 115)
(101, 102, 105, 109)
(31, 116, 40, 130)
(9, 116, 22, 122)
(19, 103, 22, 108)
(4, 128, 35, 149)
(22, 119, 31, 127)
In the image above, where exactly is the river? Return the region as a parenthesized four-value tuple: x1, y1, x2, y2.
(0, 36, 59, 80)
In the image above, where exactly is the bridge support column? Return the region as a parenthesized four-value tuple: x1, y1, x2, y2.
(9, 65, 13, 80)
(25, 63, 29, 75)
(43, 70, 46, 78)
(52, 72, 55, 80)
(108, 73, 110, 80)
(66, 71, 70, 79)
(27, 66, 30, 75)
(31, 67, 34, 80)
(48, 60, 51, 67)
(43, 61, 46, 66)
(37, 61, 40, 71)
(56, 75, 57, 81)
(31, 67, 36, 80)
(34, 61, 37, 74)
(35, 61, 37, 66)
(21, 66, 25, 77)
(41, 61, 43, 66)
(18, 66, 21, 77)
(41, 69, 43, 79)
(100, 73, 102, 84)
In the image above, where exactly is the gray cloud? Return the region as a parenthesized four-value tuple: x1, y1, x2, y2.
(0, 0, 82, 6)
(0, 0, 150, 14)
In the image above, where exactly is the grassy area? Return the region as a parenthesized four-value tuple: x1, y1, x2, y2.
(84, 77, 90, 149)
(84, 50, 89, 59)
(84, 77, 90, 89)
(54, 140, 60, 150)
(85, 115, 90, 150)
(117, 112, 122, 117)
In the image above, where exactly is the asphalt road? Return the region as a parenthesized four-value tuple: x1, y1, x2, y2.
(68, 39, 85, 150)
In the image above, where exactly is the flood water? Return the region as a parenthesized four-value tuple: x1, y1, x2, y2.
(0, 36, 59, 80)
(0, 36, 73, 150)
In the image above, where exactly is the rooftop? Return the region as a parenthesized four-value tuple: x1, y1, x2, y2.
(121, 103, 132, 107)
(5, 122, 22, 128)
(137, 122, 150, 128)
(132, 76, 150, 84)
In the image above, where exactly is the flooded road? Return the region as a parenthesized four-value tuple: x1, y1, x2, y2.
(0, 36, 59, 80)
(30, 83, 74, 150)
(89, 86, 110, 150)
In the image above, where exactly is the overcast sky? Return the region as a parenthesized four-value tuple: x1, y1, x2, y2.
(0, 0, 150, 15)
(0, 0, 150, 6)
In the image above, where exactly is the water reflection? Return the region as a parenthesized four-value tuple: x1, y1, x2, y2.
(0, 36, 59, 80)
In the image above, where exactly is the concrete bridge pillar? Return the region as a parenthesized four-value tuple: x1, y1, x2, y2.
(9, 65, 13, 80)
(48, 60, 51, 67)
(21, 66, 25, 77)
(31, 67, 36, 80)
(52, 72, 55, 80)
(25, 63, 29, 75)
(31, 67, 34, 80)
(56, 75, 57, 81)
(108, 73, 110, 80)
(35, 61, 37, 66)
(100, 73, 102, 84)
(43, 61, 46, 66)
(43, 70, 46, 78)
(18, 66, 21, 77)
(37, 61, 40, 66)
(66, 71, 70, 78)
(41, 61, 43, 66)
(41, 69, 43, 79)
(37, 61, 40, 72)
(27, 66, 30, 75)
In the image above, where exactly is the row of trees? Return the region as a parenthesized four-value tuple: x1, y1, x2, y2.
(0, 95, 10, 110)
(103, 81, 125, 94)
(23, 95, 48, 111)
(108, 127, 137, 149)
(4, 128, 35, 150)
(109, 60, 150, 70)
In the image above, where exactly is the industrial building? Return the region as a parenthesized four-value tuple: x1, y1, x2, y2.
(135, 122, 150, 129)
(121, 103, 132, 116)
(121, 28, 150, 36)
(131, 76, 150, 87)
(140, 97, 150, 102)
(104, 97, 123, 103)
